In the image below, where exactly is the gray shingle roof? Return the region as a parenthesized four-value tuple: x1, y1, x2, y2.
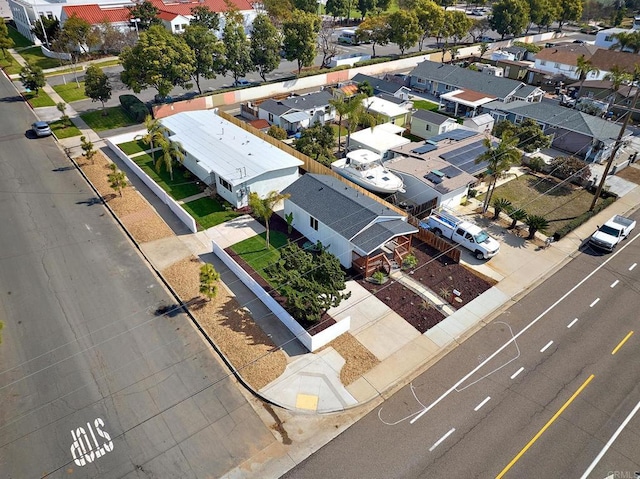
(513, 85, 540, 98)
(353, 73, 404, 95)
(483, 100, 623, 141)
(376, 92, 405, 104)
(281, 174, 417, 254)
(411, 109, 452, 125)
(259, 91, 333, 116)
(409, 60, 524, 100)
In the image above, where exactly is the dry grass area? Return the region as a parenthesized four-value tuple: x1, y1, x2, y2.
(616, 165, 640, 185)
(323, 333, 379, 386)
(162, 257, 287, 390)
(77, 152, 173, 243)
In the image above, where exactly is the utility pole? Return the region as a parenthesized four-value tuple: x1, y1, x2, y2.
(589, 84, 640, 211)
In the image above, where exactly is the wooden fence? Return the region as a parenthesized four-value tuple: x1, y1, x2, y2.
(409, 217, 461, 263)
(217, 111, 406, 215)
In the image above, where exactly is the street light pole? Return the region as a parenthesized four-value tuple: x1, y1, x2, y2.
(589, 84, 640, 211)
(130, 18, 140, 38)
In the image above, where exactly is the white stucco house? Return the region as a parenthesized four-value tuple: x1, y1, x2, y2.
(159, 110, 303, 209)
(281, 174, 417, 270)
(258, 91, 335, 134)
(533, 43, 605, 81)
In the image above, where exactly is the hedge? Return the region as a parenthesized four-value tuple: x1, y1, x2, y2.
(119, 94, 149, 122)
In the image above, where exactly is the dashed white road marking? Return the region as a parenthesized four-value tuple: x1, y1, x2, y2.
(567, 318, 579, 328)
(590, 298, 600, 307)
(611, 280, 619, 288)
(510, 367, 524, 380)
(629, 263, 637, 271)
(474, 396, 491, 411)
(429, 428, 455, 452)
(540, 341, 554, 353)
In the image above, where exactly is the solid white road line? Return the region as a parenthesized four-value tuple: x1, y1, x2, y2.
(540, 341, 554, 353)
(429, 428, 455, 452)
(474, 396, 491, 411)
(610, 279, 619, 288)
(567, 318, 579, 328)
(408, 233, 639, 426)
(590, 298, 600, 307)
(580, 400, 640, 479)
(629, 263, 637, 271)
(510, 367, 525, 379)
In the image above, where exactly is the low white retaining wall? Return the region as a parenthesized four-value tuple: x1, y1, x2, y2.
(106, 132, 198, 233)
(40, 46, 71, 61)
(212, 240, 350, 352)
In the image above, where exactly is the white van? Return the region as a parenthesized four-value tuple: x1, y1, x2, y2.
(338, 29, 359, 45)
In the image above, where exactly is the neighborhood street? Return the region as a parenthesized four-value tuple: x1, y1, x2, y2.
(282, 217, 640, 479)
(0, 72, 277, 478)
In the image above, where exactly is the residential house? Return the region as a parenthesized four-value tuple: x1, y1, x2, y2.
(410, 60, 543, 108)
(281, 174, 417, 273)
(258, 91, 335, 134)
(502, 45, 530, 62)
(533, 44, 602, 81)
(157, 11, 190, 34)
(463, 113, 494, 134)
(375, 92, 413, 110)
(390, 129, 497, 178)
(589, 49, 639, 76)
(386, 152, 477, 211)
(494, 59, 531, 82)
(483, 100, 629, 162)
(347, 123, 411, 160)
(594, 27, 631, 50)
(59, 4, 132, 34)
(410, 109, 459, 140)
(352, 73, 411, 100)
(566, 79, 640, 121)
(159, 110, 303, 208)
(362, 96, 411, 127)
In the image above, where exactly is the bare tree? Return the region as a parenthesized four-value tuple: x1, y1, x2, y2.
(318, 19, 339, 69)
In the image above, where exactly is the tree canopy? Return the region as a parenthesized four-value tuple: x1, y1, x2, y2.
(387, 10, 421, 54)
(493, 119, 551, 153)
(295, 122, 336, 165)
(489, 0, 530, 39)
(0, 21, 15, 57)
(189, 5, 220, 30)
(183, 24, 225, 93)
(221, 16, 253, 83)
(250, 14, 280, 81)
(120, 25, 195, 97)
(128, 0, 161, 30)
(84, 64, 112, 112)
(20, 62, 45, 94)
(282, 10, 320, 74)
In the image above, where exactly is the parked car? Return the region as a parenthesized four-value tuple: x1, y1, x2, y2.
(572, 39, 587, 44)
(589, 215, 636, 251)
(479, 36, 495, 43)
(471, 8, 485, 15)
(32, 121, 52, 137)
(153, 94, 173, 104)
(580, 25, 601, 34)
(233, 79, 253, 87)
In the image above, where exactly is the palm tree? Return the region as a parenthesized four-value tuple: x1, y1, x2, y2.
(603, 65, 632, 110)
(525, 214, 549, 240)
(329, 96, 358, 154)
(136, 115, 168, 154)
(609, 31, 640, 54)
(156, 139, 185, 181)
(248, 191, 291, 249)
(492, 197, 512, 220)
(346, 95, 381, 149)
(475, 133, 521, 213)
(508, 208, 527, 230)
(575, 55, 600, 98)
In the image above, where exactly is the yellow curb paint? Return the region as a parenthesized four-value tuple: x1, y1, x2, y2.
(296, 394, 318, 411)
(612, 331, 633, 355)
(496, 374, 595, 479)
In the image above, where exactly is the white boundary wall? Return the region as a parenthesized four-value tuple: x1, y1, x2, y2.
(212, 240, 350, 352)
(106, 131, 198, 233)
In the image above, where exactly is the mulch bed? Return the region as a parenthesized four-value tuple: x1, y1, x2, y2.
(224, 214, 336, 336)
(357, 278, 445, 334)
(409, 239, 497, 310)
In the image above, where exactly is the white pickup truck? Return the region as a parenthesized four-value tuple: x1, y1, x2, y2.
(420, 210, 500, 259)
(589, 215, 636, 251)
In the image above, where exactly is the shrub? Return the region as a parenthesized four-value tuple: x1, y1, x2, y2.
(553, 196, 616, 240)
(527, 156, 546, 173)
(119, 94, 149, 122)
(549, 156, 590, 182)
(402, 254, 418, 270)
(468, 188, 478, 198)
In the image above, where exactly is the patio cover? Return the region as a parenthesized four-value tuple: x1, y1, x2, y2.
(281, 111, 311, 123)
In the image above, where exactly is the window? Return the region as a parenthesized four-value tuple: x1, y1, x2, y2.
(417, 77, 426, 84)
(310, 216, 318, 231)
(268, 113, 273, 122)
(514, 115, 523, 124)
(218, 177, 232, 191)
(605, 35, 612, 42)
(425, 124, 430, 131)
(540, 60, 547, 66)
(554, 63, 560, 68)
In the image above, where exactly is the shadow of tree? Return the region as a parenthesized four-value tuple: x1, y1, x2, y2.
(525, 176, 573, 197)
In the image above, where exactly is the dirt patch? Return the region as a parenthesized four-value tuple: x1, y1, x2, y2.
(162, 257, 287, 390)
(616, 164, 640, 185)
(77, 152, 173, 243)
(321, 333, 380, 386)
(410, 240, 496, 309)
(358, 278, 445, 333)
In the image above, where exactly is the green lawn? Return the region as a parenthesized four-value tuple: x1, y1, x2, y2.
(412, 100, 439, 111)
(132, 152, 202, 200)
(118, 139, 149, 155)
(182, 197, 243, 230)
(488, 173, 597, 235)
(19, 46, 65, 70)
(53, 82, 87, 102)
(24, 90, 55, 107)
(0, 52, 20, 75)
(81, 106, 138, 131)
(7, 25, 33, 48)
(50, 120, 82, 139)
(230, 231, 288, 280)
(330, 124, 348, 138)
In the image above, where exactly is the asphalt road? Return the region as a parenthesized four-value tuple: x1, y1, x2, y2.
(0, 72, 276, 477)
(282, 210, 640, 479)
